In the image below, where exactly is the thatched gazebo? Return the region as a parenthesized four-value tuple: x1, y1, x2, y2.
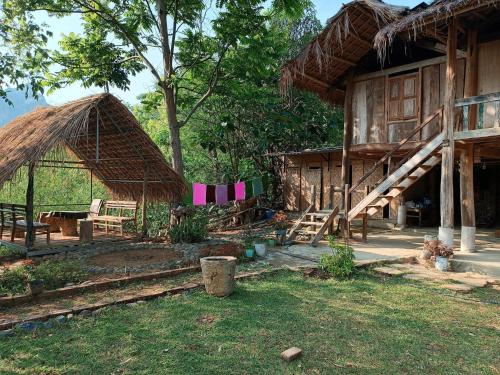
(0, 93, 186, 247)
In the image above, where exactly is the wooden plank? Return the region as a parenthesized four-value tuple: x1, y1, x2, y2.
(354, 56, 449, 83)
(340, 71, 354, 211)
(284, 167, 300, 211)
(310, 206, 339, 246)
(369, 77, 386, 143)
(455, 92, 500, 106)
(454, 127, 500, 140)
(477, 39, 500, 128)
(25, 164, 35, 249)
(464, 29, 479, 130)
(440, 19, 457, 230)
(421, 64, 441, 139)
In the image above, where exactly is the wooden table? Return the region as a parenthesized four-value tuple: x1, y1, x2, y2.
(43, 211, 88, 236)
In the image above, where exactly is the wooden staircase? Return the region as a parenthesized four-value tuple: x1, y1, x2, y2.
(286, 107, 444, 246)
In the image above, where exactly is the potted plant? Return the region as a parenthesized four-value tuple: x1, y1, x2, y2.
(242, 228, 255, 258)
(272, 211, 288, 246)
(426, 239, 454, 271)
(254, 236, 267, 257)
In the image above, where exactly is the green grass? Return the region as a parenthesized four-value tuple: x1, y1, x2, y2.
(0, 271, 498, 374)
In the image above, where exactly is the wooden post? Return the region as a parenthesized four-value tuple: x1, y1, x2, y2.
(464, 29, 478, 130)
(344, 183, 351, 240)
(142, 168, 148, 237)
(439, 18, 457, 248)
(25, 163, 35, 249)
(340, 71, 354, 211)
(460, 28, 478, 251)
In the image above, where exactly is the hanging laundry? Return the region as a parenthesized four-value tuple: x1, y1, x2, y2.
(235, 181, 246, 201)
(252, 176, 264, 196)
(183, 183, 193, 206)
(227, 183, 236, 201)
(216, 185, 228, 205)
(206, 185, 216, 203)
(245, 179, 253, 198)
(192, 183, 207, 206)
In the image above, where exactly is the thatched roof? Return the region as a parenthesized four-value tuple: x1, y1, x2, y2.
(280, 0, 407, 105)
(375, 0, 500, 60)
(0, 93, 186, 202)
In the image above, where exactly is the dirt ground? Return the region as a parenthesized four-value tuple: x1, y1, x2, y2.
(86, 248, 183, 268)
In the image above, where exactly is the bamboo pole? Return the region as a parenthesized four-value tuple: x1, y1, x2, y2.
(25, 163, 35, 249)
(142, 167, 148, 237)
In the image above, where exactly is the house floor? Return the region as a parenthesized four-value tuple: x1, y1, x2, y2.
(265, 228, 500, 278)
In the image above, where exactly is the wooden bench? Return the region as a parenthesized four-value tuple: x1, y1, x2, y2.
(0, 203, 50, 245)
(91, 201, 138, 236)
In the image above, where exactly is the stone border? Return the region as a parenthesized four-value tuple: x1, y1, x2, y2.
(0, 265, 201, 308)
(0, 268, 280, 331)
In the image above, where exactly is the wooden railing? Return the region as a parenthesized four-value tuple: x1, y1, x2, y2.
(348, 106, 444, 195)
(456, 92, 500, 130)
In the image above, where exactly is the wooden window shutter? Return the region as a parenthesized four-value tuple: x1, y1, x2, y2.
(387, 73, 419, 121)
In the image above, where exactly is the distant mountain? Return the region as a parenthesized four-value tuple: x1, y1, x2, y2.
(0, 88, 48, 127)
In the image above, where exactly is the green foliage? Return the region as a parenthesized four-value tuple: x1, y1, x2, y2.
(318, 236, 356, 279)
(0, 266, 28, 296)
(0, 260, 87, 296)
(168, 216, 208, 244)
(29, 260, 87, 290)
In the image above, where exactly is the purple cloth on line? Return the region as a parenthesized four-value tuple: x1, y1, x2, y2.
(216, 185, 228, 205)
(192, 183, 207, 206)
(235, 181, 246, 201)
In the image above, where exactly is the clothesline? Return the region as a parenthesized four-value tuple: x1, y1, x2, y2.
(188, 176, 266, 206)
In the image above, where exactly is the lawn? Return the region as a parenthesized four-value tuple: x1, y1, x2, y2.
(0, 270, 498, 374)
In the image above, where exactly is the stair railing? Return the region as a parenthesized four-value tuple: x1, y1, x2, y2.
(348, 106, 444, 196)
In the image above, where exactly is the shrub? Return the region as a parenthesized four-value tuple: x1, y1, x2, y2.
(169, 216, 208, 243)
(318, 236, 356, 279)
(0, 266, 29, 295)
(424, 239, 454, 258)
(30, 260, 87, 290)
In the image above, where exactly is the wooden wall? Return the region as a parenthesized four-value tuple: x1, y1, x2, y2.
(352, 57, 466, 145)
(478, 39, 500, 128)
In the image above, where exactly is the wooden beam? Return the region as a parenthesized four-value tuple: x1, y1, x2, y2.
(354, 56, 449, 82)
(340, 70, 354, 211)
(455, 92, 500, 107)
(463, 29, 479, 130)
(416, 40, 467, 58)
(142, 168, 148, 237)
(454, 127, 500, 141)
(25, 163, 35, 249)
(440, 18, 457, 237)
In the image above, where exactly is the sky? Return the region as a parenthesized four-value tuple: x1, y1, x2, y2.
(41, 0, 425, 106)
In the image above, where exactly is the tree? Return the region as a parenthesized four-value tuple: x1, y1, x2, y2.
(1, 0, 308, 176)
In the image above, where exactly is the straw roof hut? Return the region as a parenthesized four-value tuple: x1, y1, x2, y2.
(280, 0, 407, 105)
(0, 93, 186, 202)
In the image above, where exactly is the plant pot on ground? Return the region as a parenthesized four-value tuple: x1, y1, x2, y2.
(200, 256, 237, 297)
(254, 237, 266, 257)
(425, 239, 454, 271)
(28, 279, 44, 295)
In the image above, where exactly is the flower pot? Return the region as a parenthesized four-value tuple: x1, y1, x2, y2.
(245, 248, 255, 258)
(275, 229, 286, 246)
(200, 256, 237, 297)
(254, 243, 266, 257)
(28, 280, 44, 295)
(434, 256, 449, 272)
(267, 239, 276, 248)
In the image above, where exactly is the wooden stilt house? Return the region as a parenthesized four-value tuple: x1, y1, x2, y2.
(280, 0, 500, 249)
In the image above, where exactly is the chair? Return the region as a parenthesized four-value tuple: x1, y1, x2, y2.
(0, 203, 50, 245)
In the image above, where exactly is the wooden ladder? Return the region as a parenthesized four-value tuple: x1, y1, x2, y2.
(347, 131, 444, 222)
(286, 185, 340, 246)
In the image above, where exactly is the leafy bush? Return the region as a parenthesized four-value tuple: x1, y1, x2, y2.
(318, 236, 356, 279)
(0, 260, 87, 295)
(30, 260, 87, 290)
(0, 246, 24, 261)
(0, 266, 29, 295)
(169, 216, 208, 243)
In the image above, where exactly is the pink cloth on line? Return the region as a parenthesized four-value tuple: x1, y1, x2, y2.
(234, 181, 246, 201)
(215, 185, 228, 205)
(192, 183, 207, 206)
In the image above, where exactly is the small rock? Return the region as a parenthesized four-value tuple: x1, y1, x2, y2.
(0, 329, 14, 338)
(79, 310, 92, 318)
(281, 347, 302, 362)
(136, 300, 146, 304)
(67, 314, 74, 320)
(55, 315, 67, 324)
(17, 321, 38, 331)
(126, 302, 138, 307)
(443, 283, 474, 293)
(373, 267, 405, 276)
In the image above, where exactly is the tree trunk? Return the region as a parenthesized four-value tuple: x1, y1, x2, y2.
(162, 86, 184, 176)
